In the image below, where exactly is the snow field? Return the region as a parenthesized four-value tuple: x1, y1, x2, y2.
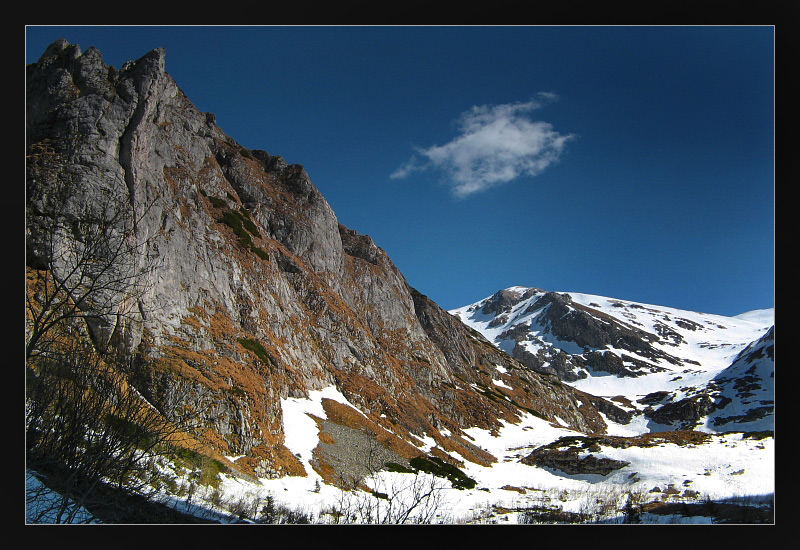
(54, 380, 770, 524)
(233, 386, 772, 523)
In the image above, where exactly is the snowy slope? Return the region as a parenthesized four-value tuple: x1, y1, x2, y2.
(450, 287, 774, 434)
(202, 384, 774, 524)
(28, 353, 775, 524)
(198, 290, 773, 523)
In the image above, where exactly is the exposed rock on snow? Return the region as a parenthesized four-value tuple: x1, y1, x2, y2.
(451, 287, 774, 433)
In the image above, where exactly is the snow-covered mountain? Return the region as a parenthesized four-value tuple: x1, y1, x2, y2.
(451, 287, 774, 434)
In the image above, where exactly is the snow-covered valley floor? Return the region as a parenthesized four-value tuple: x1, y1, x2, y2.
(32, 382, 766, 525)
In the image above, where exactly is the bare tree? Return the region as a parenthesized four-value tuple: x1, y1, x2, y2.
(25, 330, 187, 523)
(25, 171, 161, 361)
(25, 149, 184, 522)
(329, 435, 451, 524)
(331, 468, 450, 524)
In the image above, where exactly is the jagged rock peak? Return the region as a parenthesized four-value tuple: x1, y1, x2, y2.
(37, 38, 81, 62)
(34, 38, 165, 73)
(481, 287, 542, 315)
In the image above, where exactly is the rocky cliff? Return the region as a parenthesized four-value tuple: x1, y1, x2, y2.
(26, 41, 611, 483)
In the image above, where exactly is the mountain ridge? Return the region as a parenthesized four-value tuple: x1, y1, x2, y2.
(26, 40, 614, 485)
(451, 286, 774, 434)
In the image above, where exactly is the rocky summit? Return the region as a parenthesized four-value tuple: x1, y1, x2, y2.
(26, 41, 618, 485)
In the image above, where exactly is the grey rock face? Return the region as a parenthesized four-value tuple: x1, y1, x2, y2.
(26, 41, 610, 478)
(645, 394, 717, 427)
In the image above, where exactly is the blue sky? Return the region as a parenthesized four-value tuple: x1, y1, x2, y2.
(26, 26, 775, 316)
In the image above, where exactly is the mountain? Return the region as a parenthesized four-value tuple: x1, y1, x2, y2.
(26, 40, 616, 489)
(450, 287, 774, 433)
(25, 42, 775, 524)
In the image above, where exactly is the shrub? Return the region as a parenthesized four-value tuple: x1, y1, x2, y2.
(217, 209, 267, 260)
(227, 493, 261, 520)
(408, 456, 476, 490)
(384, 462, 415, 474)
(257, 495, 313, 524)
(251, 246, 269, 260)
(208, 196, 227, 208)
(238, 338, 274, 366)
(218, 210, 252, 246)
(239, 215, 260, 238)
(168, 447, 226, 489)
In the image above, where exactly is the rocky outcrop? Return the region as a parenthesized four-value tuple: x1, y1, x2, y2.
(521, 436, 630, 476)
(707, 327, 774, 430)
(458, 287, 719, 387)
(533, 292, 680, 368)
(521, 430, 714, 476)
(644, 394, 718, 428)
(26, 41, 611, 481)
(481, 287, 540, 315)
(483, 290, 677, 382)
(455, 285, 774, 434)
(524, 449, 630, 476)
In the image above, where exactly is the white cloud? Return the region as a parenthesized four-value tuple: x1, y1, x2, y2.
(391, 94, 575, 197)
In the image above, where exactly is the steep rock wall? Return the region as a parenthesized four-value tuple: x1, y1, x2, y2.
(26, 40, 608, 480)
